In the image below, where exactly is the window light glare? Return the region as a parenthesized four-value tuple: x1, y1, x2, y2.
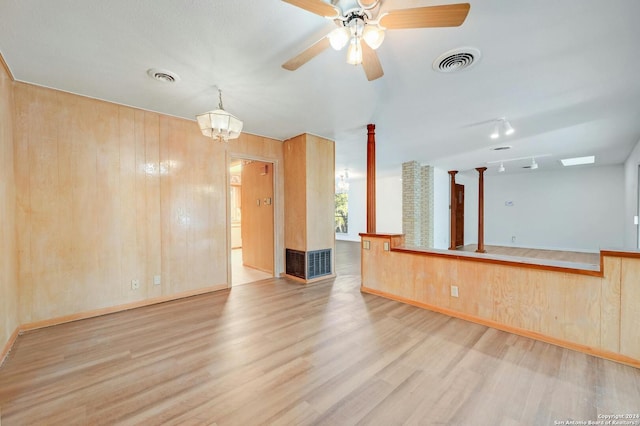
(560, 156, 595, 166)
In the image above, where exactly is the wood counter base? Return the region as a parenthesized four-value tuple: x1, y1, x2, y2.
(361, 286, 640, 369)
(360, 234, 640, 368)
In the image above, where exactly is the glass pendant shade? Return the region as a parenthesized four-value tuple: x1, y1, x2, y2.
(197, 110, 243, 141)
(329, 27, 350, 50)
(196, 89, 243, 141)
(362, 25, 385, 50)
(346, 38, 363, 65)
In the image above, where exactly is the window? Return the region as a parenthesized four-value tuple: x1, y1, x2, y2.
(335, 193, 348, 234)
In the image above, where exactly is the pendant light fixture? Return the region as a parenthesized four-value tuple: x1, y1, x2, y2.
(196, 89, 243, 142)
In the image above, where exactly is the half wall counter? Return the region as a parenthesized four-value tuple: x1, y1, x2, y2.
(360, 233, 640, 368)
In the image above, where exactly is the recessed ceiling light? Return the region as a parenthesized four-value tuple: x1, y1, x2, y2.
(560, 156, 595, 166)
(147, 68, 180, 83)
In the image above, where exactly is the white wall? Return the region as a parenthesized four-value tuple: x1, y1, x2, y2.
(483, 165, 625, 251)
(624, 139, 640, 249)
(376, 175, 403, 234)
(433, 167, 451, 249)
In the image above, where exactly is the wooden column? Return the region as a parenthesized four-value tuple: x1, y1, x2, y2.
(367, 124, 376, 234)
(476, 167, 487, 253)
(448, 170, 458, 250)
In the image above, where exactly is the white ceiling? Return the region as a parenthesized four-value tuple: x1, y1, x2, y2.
(2, 0, 640, 179)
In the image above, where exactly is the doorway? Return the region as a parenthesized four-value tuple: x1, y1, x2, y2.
(229, 158, 275, 286)
(455, 183, 465, 247)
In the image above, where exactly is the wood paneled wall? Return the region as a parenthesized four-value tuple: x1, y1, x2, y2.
(284, 134, 307, 251)
(361, 235, 640, 367)
(11, 83, 283, 325)
(283, 134, 335, 252)
(0, 56, 19, 360)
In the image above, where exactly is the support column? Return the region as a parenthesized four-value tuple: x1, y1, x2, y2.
(402, 161, 421, 246)
(367, 124, 376, 234)
(476, 167, 487, 253)
(448, 170, 458, 250)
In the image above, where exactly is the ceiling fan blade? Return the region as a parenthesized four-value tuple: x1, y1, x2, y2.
(282, 0, 340, 18)
(282, 36, 331, 71)
(361, 43, 384, 81)
(379, 3, 470, 29)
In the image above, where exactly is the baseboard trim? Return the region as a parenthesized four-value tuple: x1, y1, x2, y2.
(19, 284, 228, 333)
(361, 286, 640, 369)
(1, 326, 20, 367)
(281, 273, 336, 284)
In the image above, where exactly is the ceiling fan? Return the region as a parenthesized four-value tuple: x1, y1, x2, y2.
(281, 0, 470, 81)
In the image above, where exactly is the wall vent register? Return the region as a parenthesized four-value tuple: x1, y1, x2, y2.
(286, 248, 332, 280)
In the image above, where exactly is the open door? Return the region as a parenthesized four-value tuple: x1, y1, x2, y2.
(229, 158, 275, 286)
(241, 161, 274, 274)
(455, 183, 464, 247)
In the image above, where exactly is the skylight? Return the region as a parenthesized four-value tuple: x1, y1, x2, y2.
(560, 156, 595, 166)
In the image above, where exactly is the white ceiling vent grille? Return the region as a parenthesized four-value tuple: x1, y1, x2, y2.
(147, 68, 180, 83)
(433, 47, 481, 73)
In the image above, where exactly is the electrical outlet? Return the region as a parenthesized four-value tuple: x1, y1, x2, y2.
(131, 279, 140, 290)
(153, 275, 161, 286)
(511, 236, 516, 243)
(451, 285, 459, 298)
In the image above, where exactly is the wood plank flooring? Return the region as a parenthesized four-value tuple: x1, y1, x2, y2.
(1, 241, 639, 425)
(459, 244, 600, 265)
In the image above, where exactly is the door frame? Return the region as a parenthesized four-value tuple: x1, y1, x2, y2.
(226, 152, 279, 288)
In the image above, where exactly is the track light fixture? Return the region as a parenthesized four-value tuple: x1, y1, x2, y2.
(489, 118, 515, 139)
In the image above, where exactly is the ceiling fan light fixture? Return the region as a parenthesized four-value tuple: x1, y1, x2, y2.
(328, 27, 350, 50)
(362, 25, 385, 49)
(346, 38, 363, 65)
(196, 89, 243, 142)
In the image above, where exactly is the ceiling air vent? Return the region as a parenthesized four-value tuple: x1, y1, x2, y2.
(147, 68, 180, 83)
(491, 146, 512, 151)
(433, 47, 481, 73)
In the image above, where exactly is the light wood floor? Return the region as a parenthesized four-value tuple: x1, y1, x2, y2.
(1, 241, 638, 425)
(460, 244, 600, 265)
(231, 248, 272, 286)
